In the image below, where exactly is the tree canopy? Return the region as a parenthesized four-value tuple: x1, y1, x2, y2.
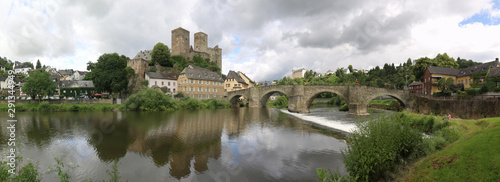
(91, 53, 131, 95)
(151, 42, 172, 67)
(36, 59, 41, 69)
(22, 71, 58, 102)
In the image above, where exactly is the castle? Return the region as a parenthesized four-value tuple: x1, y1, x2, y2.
(171, 27, 222, 69)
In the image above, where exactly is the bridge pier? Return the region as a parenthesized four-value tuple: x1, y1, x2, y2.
(348, 103, 369, 116)
(288, 95, 310, 113)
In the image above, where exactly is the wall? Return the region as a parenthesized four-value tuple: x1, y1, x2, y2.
(413, 96, 500, 119)
(177, 73, 224, 100)
(456, 75, 473, 89)
(127, 58, 149, 79)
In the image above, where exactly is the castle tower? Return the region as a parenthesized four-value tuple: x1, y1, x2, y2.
(171, 27, 190, 58)
(194, 32, 208, 53)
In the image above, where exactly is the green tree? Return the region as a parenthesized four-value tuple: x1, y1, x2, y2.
(433, 53, 458, 68)
(83, 61, 96, 80)
(413, 57, 433, 81)
(437, 77, 455, 92)
(22, 71, 57, 102)
(151, 42, 172, 66)
(36, 59, 41, 69)
(192, 55, 209, 68)
(171, 55, 188, 71)
(348, 65, 354, 73)
(456, 57, 480, 69)
(91, 53, 130, 95)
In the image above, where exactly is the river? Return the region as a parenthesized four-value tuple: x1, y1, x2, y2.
(0, 105, 392, 181)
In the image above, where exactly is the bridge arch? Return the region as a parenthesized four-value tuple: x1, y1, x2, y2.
(259, 90, 290, 108)
(305, 90, 349, 111)
(364, 93, 407, 109)
(228, 94, 249, 108)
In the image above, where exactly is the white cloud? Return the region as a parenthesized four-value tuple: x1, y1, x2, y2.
(1, 0, 500, 81)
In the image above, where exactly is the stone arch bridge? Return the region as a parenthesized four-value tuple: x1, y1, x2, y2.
(226, 85, 412, 115)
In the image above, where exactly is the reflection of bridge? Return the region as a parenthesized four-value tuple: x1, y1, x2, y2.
(226, 85, 412, 115)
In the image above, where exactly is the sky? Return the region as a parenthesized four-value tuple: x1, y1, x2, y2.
(1, 0, 500, 82)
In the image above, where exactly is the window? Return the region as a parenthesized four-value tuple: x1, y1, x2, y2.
(173, 82, 175, 86)
(206, 87, 210, 92)
(190, 94, 194, 98)
(190, 87, 194, 91)
(207, 94, 210, 98)
(220, 83, 223, 86)
(469, 79, 472, 84)
(173, 89, 176, 92)
(161, 81, 164, 86)
(198, 94, 202, 99)
(155, 81, 157, 85)
(184, 87, 187, 91)
(226, 84, 230, 87)
(190, 80, 194, 84)
(199, 80, 202, 84)
(198, 87, 202, 91)
(207, 81, 210, 85)
(466, 79, 468, 84)
(168, 82, 170, 86)
(234, 84, 237, 87)
(213, 82, 216, 85)
(214, 88, 217, 92)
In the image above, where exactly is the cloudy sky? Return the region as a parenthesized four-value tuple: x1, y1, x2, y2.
(1, 0, 500, 81)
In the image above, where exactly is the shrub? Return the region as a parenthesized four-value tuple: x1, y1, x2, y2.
(315, 168, 346, 182)
(343, 114, 422, 181)
(38, 101, 52, 111)
(125, 88, 178, 111)
(14, 161, 41, 182)
(268, 95, 288, 109)
(338, 104, 348, 111)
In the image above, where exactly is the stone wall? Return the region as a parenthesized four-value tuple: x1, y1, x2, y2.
(413, 96, 500, 119)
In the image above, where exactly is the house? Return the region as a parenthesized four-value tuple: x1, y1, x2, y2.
(408, 81, 423, 94)
(14, 62, 32, 75)
(423, 58, 500, 95)
(487, 63, 500, 88)
(145, 72, 178, 94)
(59, 80, 96, 97)
(325, 70, 335, 75)
(58, 69, 75, 80)
(177, 65, 224, 100)
(292, 68, 306, 79)
(224, 70, 254, 92)
(44, 66, 58, 75)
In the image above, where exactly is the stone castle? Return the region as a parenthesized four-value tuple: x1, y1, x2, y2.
(171, 27, 222, 69)
(128, 27, 222, 80)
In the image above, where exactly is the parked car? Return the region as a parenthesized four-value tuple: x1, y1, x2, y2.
(67, 97, 75, 100)
(21, 97, 26, 100)
(27, 97, 32, 100)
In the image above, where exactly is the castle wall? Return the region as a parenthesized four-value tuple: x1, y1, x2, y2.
(127, 58, 149, 79)
(171, 28, 190, 58)
(194, 32, 208, 53)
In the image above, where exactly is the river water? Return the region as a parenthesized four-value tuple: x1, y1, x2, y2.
(0, 105, 391, 181)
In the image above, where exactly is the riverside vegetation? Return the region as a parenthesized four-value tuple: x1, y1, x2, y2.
(0, 88, 232, 112)
(316, 112, 500, 181)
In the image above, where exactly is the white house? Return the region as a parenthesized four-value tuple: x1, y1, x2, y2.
(14, 62, 32, 75)
(145, 72, 178, 94)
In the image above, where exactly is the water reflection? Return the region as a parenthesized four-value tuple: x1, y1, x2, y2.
(0, 107, 348, 181)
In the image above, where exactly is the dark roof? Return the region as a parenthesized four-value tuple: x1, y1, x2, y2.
(134, 50, 152, 61)
(0, 77, 6, 81)
(181, 65, 223, 82)
(59, 80, 94, 88)
(15, 62, 32, 69)
(428, 66, 461, 76)
(226, 70, 246, 84)
(457, 60, 499, 77)
(409, 81, 423, 86)
(488, 66, 500, 78)
(58, 69, 74, 76)
(145, 72, 177, 80)
(293, 68, 305, 73)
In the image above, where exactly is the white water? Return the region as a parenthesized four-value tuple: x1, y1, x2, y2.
(280, 109, 358, 133)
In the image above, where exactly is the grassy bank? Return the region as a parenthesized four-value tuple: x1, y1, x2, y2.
(397, 116, 500, 181)
(0, 103, 121, 112)
(368, 100, 400, 111)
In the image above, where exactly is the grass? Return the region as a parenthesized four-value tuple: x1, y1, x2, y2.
(397, 117, 500, 181)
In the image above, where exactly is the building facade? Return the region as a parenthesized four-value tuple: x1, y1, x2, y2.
(145, 72, 178, 94)
(177, 65, 224, 99)
(408, 81, 423, 94)
(224, 70, 254, 92)
(423, 58, 500, 95)
(171, 27, 222, 69)
(292, 68, 306, 79)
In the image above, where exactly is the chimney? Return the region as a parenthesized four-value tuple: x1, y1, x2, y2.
(496, 58, 499, 61)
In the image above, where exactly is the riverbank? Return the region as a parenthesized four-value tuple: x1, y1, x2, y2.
(396, 115, 500, 181)
(0, 103, 121, 112)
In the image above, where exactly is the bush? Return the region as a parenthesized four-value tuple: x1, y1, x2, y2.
(125, 88, 178, 111)
(343, 113, 422, 181)
(38, 101, 52, 111)
(338, 104, 348, 111)
(268, 95, 288, 109)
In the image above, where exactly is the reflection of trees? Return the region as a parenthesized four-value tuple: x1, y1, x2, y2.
(88, 113, 136, 162)
(125, 110, 223, 179)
